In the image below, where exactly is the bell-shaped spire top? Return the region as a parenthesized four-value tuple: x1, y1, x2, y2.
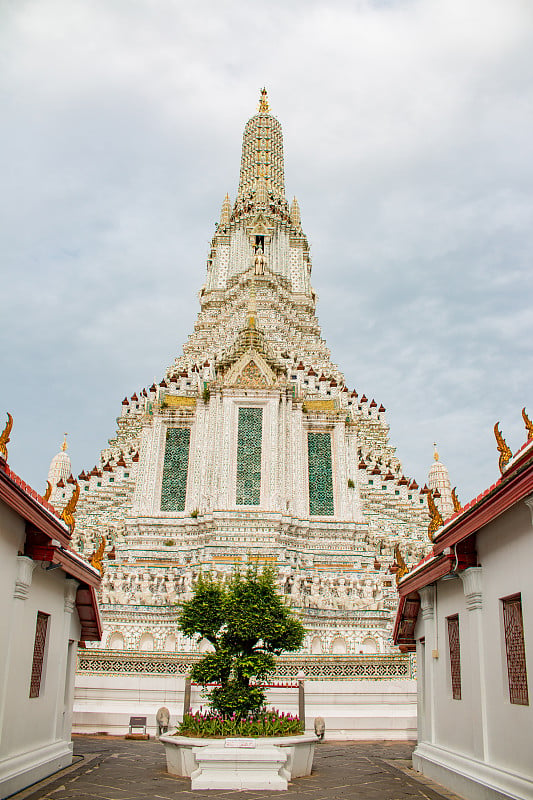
(236, 89, 285, 205)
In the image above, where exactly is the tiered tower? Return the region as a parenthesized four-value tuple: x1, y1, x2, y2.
(57, 91, 432, 659)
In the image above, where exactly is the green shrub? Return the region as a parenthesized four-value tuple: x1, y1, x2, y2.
(179, 568, 304, 717)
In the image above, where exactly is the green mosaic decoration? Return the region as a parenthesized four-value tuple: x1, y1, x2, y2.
(308, 432, 334, 516)
(161, 428, 190, 511)
(236, 407, 263, 505)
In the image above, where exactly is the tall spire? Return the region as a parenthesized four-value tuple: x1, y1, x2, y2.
(290, 197, 301, 228)
(236, 89, 285, 205)
(428, 443, 454, 520)
(219, 193, 231, 228)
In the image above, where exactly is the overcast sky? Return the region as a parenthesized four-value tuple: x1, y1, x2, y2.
(1, 0, 532, 506)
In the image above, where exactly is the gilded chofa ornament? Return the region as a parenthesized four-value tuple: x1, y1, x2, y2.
(394, 544, 408, 585)
(89, 536, 106, 575)
(451, 487, 462, 513)
(43, 481, 52, 502)
(0, 412, 13, 460)
(494, 422, 512, 474)
(61, 482, 80, 531)
(427, 489, 444, 541)
(522, 407, 533, 440)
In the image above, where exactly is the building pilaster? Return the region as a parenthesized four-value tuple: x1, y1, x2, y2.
(460, 566, 487, 761)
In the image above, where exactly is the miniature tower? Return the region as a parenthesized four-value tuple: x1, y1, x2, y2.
(428, 444, 454, 520)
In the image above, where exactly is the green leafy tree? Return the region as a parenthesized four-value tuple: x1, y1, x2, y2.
(179, 568, 305, 717)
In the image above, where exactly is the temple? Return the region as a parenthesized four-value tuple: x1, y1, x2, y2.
(48, 92, 441, 735)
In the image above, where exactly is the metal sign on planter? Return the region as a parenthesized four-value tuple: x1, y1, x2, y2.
(224, 738, 256, 748)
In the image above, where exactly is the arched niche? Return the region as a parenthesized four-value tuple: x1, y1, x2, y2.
(139, 633, 155, 652)
(108, 632, 125, 650)
(331, 637, 347, 655)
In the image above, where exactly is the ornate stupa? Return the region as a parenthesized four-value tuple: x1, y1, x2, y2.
(53, 91, 432, 663)
(428, 444, 454, 520)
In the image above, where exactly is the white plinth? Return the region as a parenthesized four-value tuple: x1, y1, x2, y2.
(191, 743, 288, 791)
(160, 732, 316, 779)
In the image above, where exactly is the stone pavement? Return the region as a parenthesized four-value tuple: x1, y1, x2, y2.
(10, 737, 462, 800)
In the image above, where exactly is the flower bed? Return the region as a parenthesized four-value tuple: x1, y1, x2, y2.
(177, 709, 304, 738)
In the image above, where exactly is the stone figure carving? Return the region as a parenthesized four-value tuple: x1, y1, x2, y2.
(254, 245, 266, 275)
(156, 706, 170, 737)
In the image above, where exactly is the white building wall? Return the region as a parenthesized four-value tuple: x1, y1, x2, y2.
(0, 500, 82, 798)
(413, 499, 533, 800)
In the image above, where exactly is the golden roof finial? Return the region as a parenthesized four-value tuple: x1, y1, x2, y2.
(427, 489, 444, 541)
(451, 487, 462, 513)
(258, 87, 270, 113)
(89, 536, 107, 575)
(522, 407, 533, 440)
(0, 412, 13, 461)
(494, 422, 512, 474)
(61, 482, 80, 532)
(61, 433, 68, 452)
(394, 544, 408, 585)
(433, 442, 439, 461)
(43, 481, 52, 502)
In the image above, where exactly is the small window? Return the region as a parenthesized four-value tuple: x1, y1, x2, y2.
(124, 472, 129, 477)
(502, 594, 529, 705)
(84, 486, 88, 491)
(447, 614, 461, 700)
(368, 479, 373, 486)
(109, 477, 114, 483)
(408, 494, 412, 499)
(395, 490, 399, 495)
(97, 481, 101, 487)
(30, 612, 50, 698)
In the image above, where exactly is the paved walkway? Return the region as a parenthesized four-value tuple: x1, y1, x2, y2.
(11, 737, 461, 800)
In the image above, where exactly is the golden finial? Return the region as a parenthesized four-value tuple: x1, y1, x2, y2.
(522, 407, 533, 440)
(258, 88, 270, 113)
(0, 412, 13, 461)
(43, 481, 52, 502)
(89, 536, 107, 575)
(248, 281, 257, 329)
(61, 482, 80, 532)
(451, 487, 462, 513)
(427, 489, 444, 541)
(61, 433, 68, 451)
(394, 544, 408, 585)
(433, 442, 439, 461)
(494, 422, 512, 474)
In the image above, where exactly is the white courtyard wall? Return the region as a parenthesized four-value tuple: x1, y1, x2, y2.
(73, 673, 416, 740)
(0, 499, 82, 799)
(413, 499, 533, 800)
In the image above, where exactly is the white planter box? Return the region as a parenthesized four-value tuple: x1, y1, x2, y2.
(159, 732, 316, 781)
(191, 743, 288, 791)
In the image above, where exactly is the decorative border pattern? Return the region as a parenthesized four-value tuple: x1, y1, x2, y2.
(77, 650, 414, 680)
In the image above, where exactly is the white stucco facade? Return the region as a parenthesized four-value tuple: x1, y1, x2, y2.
(0, 455, 102, 798)
(396, 439, 533, 800)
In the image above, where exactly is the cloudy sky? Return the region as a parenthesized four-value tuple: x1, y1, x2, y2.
(2, 0, 532, 504)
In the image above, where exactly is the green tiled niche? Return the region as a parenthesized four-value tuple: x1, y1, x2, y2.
(236, 407, 263, 505)
(308, 432, 334, 516)
(160, 428, 190, 511)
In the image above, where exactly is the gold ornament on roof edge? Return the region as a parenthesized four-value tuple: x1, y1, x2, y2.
(522, 407, 533, 440)
(89, 536, 106, 575)
(394, 544, 408, 585)
(451, 487, 462, 513)
(494, 422, 512, 474)
(427, 490, 444, 542)
(61, 482, 80, 532)
(43, 481, 52, 502)
(0, 412, 13, 460)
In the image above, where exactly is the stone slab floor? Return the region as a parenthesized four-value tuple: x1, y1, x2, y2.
(8, 737, 463, 800)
